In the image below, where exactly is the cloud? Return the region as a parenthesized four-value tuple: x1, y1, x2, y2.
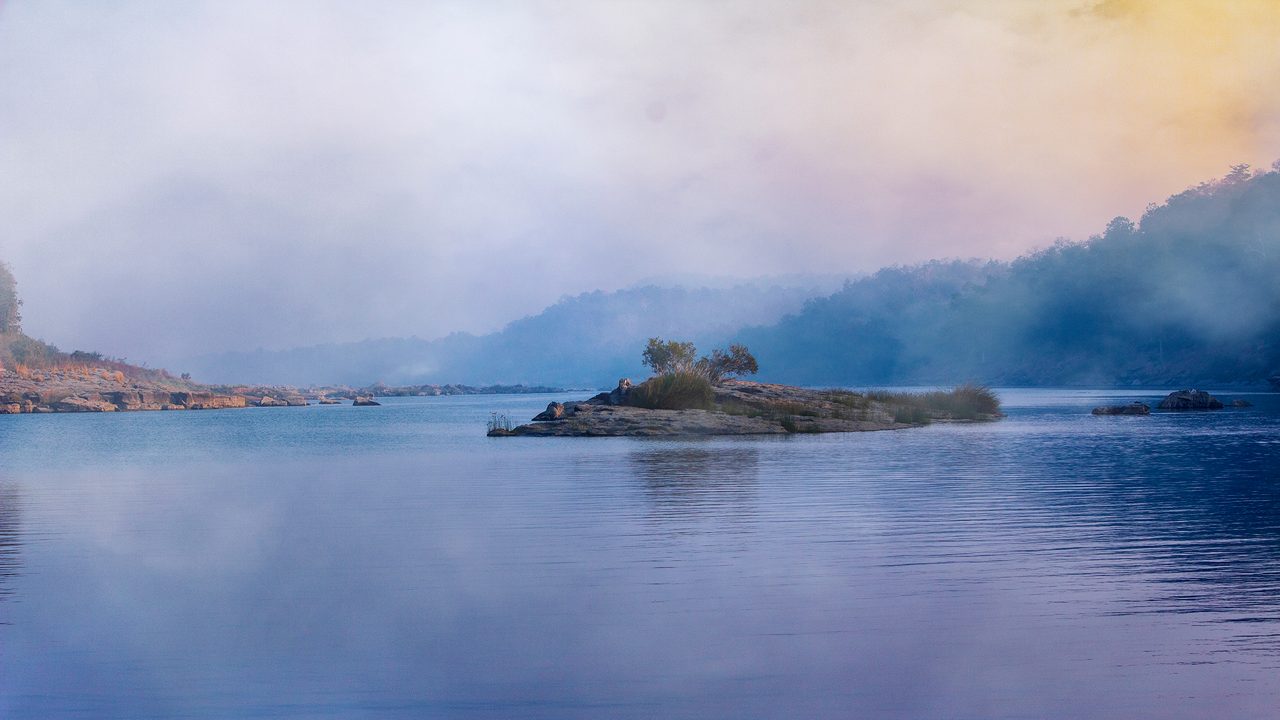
(0, 0, 1277, 365)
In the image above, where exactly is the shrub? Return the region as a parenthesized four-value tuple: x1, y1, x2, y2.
(642, 338, 759, 384)
(918, 383, 1000, 420)
(626, 371, 714, 410)
(487, 412, 512, 433)
(696, 344, 759, 384)
(867, 384, 1000, 422)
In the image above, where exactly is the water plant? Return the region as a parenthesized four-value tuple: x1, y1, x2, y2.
(487, 412, 513, 433)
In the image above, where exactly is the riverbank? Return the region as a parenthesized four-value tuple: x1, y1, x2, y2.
(0, 368, 565, 414)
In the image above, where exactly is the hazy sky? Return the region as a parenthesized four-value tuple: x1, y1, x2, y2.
(2, 0, 1278, 365)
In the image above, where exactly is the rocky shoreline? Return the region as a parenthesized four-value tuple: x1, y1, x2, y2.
(490, 379, 1002, 437)
(1, 375, 247, 414)
(0, 368, 563, 415)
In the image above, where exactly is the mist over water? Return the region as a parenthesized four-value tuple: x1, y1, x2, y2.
(1, 391, 1278, 718)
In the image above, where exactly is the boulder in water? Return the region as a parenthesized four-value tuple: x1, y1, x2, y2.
(1157, 389, 1223, 410)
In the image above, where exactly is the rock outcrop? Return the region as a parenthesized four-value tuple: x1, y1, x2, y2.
(0, 370, 250, 414)
(1092, 402, 1151, 415)
(1157, 389, 1224, 410)
(51, 395, 118, 412)
(532, 401, 565, 421)
(353, 396, 381, 406)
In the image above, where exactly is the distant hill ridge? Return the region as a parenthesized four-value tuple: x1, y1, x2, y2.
(739, 164, 1280, 387)
(178, 282, 836, 387)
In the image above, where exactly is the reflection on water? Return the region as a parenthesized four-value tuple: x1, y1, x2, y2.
(0, 482, 17, 609)
(630, 446, 759, 521)
(0, 391, 1278, 718)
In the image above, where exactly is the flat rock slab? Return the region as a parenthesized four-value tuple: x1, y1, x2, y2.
(495, 398, 914, 438)
(498, 404, 788, 436)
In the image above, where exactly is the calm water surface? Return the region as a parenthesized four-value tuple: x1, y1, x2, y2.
(1, 389, 1278, 718)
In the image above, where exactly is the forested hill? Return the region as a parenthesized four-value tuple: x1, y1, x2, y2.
(739, 165, 1280, 387)
(181, 282, 834, 387)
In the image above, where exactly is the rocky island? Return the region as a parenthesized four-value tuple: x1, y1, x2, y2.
(488, 337, 1002, 438)
(490, 378, 1003, 437)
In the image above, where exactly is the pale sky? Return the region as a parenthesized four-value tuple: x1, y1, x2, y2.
(1, 0, 1278, 365)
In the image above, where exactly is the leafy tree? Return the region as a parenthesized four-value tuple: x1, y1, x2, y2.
(642, 337, 699, 375)
(0, 262, 21, 334)
(696, 343, 759, 383)
(642, 337, 758, 383)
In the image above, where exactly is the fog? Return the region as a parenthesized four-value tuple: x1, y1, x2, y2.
(1, 0, 1278, 367)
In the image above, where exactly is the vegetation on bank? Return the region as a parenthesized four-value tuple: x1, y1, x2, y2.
(0, 262, 188, 387)
(738, 164, 1280, 387)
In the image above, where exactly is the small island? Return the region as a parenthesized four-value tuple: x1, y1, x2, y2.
(489, 339, 1001, 437)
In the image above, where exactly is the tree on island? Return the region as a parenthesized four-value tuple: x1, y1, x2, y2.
(641, 337, 758, 384)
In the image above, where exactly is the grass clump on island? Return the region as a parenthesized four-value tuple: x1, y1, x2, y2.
(626, 371, 715, 410)
(854, 383, 1001, 422)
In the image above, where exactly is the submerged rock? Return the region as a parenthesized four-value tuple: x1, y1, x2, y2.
(1091, 402, 1150, 416)
(1157, 389, 1224, 410)
(1230, 398, 1254, 408)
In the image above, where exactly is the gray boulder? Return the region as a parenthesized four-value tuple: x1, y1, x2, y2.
(1157, 390, 1223, 410)
(608, 378, 633, 405)
(533, 401, 565, 421)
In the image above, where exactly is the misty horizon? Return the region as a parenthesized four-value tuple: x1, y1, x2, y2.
(3, 1, 1279, 367)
